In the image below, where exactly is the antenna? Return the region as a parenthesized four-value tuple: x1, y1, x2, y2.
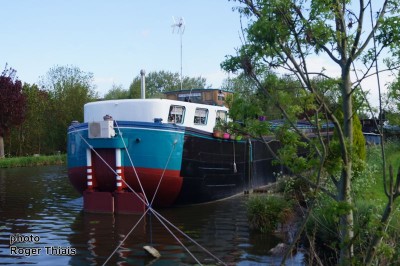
(172, 16, 185, 90)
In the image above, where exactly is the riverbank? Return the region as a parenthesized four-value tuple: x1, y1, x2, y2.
(246, 141, 400, 264)
(0, 154, 66, 168)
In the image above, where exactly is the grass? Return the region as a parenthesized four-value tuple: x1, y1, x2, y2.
(362, 141, 400, 206)
(384, 141, 400, 182)
(0, 154, 66, 168)
(306, 140, 400, 265)
(370, 140, 400, 226)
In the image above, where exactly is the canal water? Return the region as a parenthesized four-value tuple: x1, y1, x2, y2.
(0, 165, 304, 265)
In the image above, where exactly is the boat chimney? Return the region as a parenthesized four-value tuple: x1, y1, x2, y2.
(140, 69, 146, 99)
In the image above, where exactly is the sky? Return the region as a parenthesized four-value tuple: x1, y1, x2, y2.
(1, 1, 395, 109)
(1, 0, 244, 97)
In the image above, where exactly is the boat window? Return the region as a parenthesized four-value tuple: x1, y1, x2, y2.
(216, 110, 227, 123)
(177, 92, 201, 103)
(168, 105, 185, 124)
(194, 108, 208, 125)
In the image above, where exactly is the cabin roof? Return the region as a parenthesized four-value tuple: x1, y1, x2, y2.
(163, 88, 232, 94)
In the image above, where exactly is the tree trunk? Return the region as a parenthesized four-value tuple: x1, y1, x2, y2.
(338, 165, 354, 265)
(0, 135, 4, 158)
(338, 69, 355, 265)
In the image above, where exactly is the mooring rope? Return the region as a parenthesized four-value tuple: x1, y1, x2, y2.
(151, 209, 202, 265)
(114, 120, 149, 205)
(152, 209, 227, 265)
(233, 141, 237, 173)
(70, 125, 148, 207)
(101, 208, 150, 266)
(150, 139, 177, 206)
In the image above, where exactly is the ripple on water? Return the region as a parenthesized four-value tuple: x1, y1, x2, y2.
(1, 166, 305, 265)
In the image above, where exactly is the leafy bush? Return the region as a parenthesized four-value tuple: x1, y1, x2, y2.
(304, 141, 400, 265)
(247, 194, 293, 233)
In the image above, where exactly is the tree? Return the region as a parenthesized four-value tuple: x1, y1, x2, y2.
(104, 71, 206, 100)
(104, 84, 130, 100)
(223, 0, 400, 264)
(5, 83, 51, 156)
(40, 65, 98, 152)
(0, 65, 26, 158)
(223, 72, 302, 121)
(386, 71, 400, 125)
(133, 70, 209, 98)
(20, 84, 50, 155)
(103, 70, 210, 100)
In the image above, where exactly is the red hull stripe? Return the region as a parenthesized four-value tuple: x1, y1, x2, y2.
(68, 166, 183, 207)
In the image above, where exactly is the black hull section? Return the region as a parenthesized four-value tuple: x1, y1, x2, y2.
(175, 129, 280, 205)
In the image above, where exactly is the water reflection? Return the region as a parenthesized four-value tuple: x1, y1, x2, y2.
(0, 166, 304, 265)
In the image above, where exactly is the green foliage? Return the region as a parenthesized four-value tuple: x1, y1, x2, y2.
(39, 65, 98, 152)
(105, 70, 210, 100)
(326, 110, 366, 177)
(324, 139, 343, 176)
(224, 72, 306, 123)
(5, 65, 98, 156)
(0, 66, 27, 136)
(275, 126, 309, 173)
(104, 84, 129, 99)
(4, 68, 211, 156)
(353, 113, 366, 161)
(376, 9, 400, 56)
(304, 141, 400, 264)
(242, 119, 272, 136)
(226, 0, 400, 263)
(275, 175, 312, 204)
(386, 71, 400, 125)
(0, 65, 27, 157)
(128, 78, 141, 99)
(305, 195, 378, 265)
(213, 119, 226, 132)
(136, 70, 209, 98)
(0, 154, 66, 168)
(247, 194, 293, 233)
(385, 140, 400, 171)
(7, 83, 52, 156)
(142, 70, 181, 97)
(226, 94, 262, 121)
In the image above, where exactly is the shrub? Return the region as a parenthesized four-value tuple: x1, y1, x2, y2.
(247, 194, 293, 233)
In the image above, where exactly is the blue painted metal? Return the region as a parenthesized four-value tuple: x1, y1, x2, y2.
(67, 121, 185, 171)
(86, 138, 128, 149)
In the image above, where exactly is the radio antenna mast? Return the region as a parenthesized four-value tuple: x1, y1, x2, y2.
(172, 16, 185, 90)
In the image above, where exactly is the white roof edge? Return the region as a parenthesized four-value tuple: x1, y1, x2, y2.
(85, 98, 228, 110)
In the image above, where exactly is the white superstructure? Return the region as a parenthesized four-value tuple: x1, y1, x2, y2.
(84, 99, 228, 133)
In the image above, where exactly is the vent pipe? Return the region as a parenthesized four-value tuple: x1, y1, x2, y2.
(140, 69, 146, 99)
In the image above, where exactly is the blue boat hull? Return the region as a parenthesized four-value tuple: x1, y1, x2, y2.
(67, 121, 278, 207)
